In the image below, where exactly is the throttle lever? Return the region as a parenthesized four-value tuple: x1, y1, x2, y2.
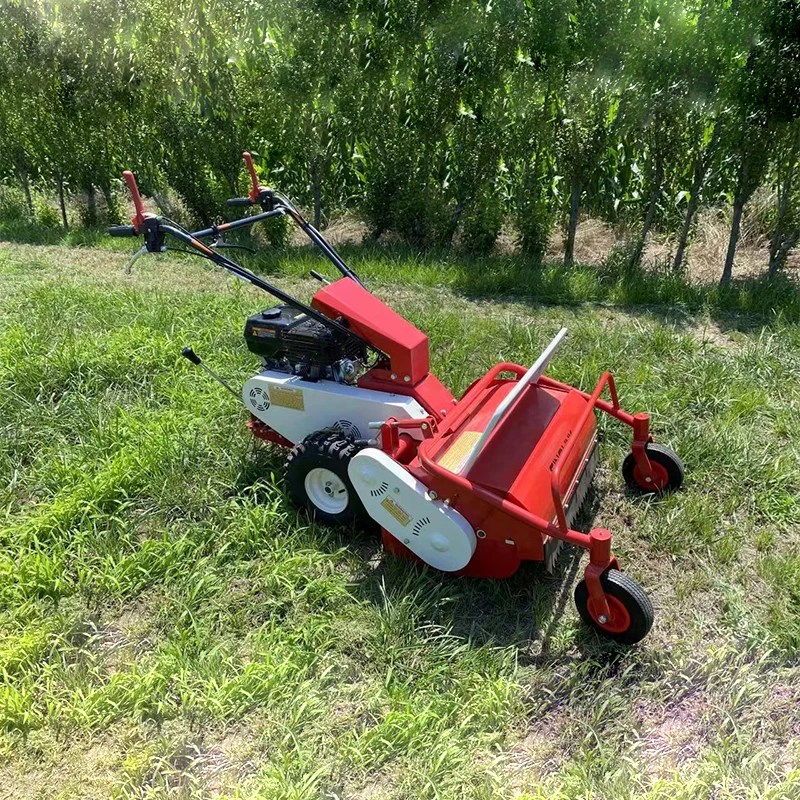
(124, 245, 148, 274)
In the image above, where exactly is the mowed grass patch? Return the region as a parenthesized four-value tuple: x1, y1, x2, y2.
(0, 243, 798, 799)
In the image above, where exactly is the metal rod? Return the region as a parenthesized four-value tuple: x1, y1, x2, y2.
(199, 363, 241, 401)
(192, 208, 285, 240)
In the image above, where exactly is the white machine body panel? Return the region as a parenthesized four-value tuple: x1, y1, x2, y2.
(348, 449, 476, 572)
(243, 370, 427, 445)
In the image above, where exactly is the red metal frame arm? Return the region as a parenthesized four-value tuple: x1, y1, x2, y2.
(550, 371, 618, 532)
(538, 374, 632, 426)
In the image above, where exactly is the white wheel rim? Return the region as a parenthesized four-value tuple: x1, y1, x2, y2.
(304, 468, 349, 515)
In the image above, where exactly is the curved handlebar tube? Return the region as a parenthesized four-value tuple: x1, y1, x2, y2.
(114, 165, 375, 354)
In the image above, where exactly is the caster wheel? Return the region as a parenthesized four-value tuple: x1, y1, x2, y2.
(574, 569, 654, 645)
(285, 432, 367, 526)
(622, 443, 684, 493)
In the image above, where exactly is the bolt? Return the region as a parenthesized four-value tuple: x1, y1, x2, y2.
(598, 615, 608, 624)
(645, 476, 652, 483)
(403, 375, 410, 382)
(403, 538, 410, 544)
(391, 373, 397, 381)
(421, 422, 428, 430)
(440, 409, 447, 416)
(428, 490, 438, 500)
(476, 529, 487, 539)
(393, 487, 400, 494)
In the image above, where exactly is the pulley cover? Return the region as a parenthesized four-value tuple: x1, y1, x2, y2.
(348, 449, 476, 572)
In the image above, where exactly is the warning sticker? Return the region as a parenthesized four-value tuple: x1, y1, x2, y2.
(437, 430, 482, 473)
(380, 496, 411, 527)
(270, 386, 305, 411)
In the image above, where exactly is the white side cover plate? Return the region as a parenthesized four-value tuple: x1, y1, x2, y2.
(243, 370, 428, 445)
(348, 449, 476, 572)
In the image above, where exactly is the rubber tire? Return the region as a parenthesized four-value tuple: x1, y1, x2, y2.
(285, 431, 367, 526)
(574, 568, 654, 645)
(622, 443, 684, 493)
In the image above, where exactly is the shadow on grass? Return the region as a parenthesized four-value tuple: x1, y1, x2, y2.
(233, 436, 661, 664)
(245, 240, 800, 327)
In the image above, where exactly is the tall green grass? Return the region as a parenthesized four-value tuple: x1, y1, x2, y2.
(0, 243, 798, 798)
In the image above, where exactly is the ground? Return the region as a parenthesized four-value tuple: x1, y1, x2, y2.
(0, 236, 799, 799)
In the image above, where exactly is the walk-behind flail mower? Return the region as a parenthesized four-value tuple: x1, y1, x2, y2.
(110, 153, 683, 645)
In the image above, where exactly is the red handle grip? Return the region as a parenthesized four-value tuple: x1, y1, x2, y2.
(122, 170, 147, 230)
(242, 152, 260, 201)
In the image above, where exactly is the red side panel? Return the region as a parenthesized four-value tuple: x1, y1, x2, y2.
(311, 278, 430, 385)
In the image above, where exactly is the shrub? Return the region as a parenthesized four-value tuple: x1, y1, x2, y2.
(0, 187, 30, 222)
(517, 194, 553, 261)
(33, 197, 62, 229)
(459, 193, 504, 256)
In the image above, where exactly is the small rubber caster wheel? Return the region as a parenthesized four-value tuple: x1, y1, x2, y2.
(622, 443, 684, 493)
(574, 568, 654, 645)
(285, 432, 367, 526)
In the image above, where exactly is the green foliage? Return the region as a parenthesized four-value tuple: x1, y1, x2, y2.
(33, 196, 60, 229)
(0, 186, 28, 221)
(0, 0, 799, 270)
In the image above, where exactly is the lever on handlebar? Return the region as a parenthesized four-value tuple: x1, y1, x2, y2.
(122, 171, 149, 230)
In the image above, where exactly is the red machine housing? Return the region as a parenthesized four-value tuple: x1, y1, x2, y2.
(307, 277, 662, 630)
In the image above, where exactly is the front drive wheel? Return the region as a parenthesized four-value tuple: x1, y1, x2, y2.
(285, 432, 366, 526)
(622, 443, 684, 493)
(574, 569, 654, 645)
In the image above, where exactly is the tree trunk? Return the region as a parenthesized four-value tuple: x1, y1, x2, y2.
(16, 156, 33, 217)
(720, 200, 744, 286)
(769, 227, 800, 275)
(564, 177, 581, 266)
(630, 160, 664, 268)
(673, 171, 703, 272)
(768, 126, 799, 274)
(310, 157, 322, 229)
(57, 173, 68, 230)
(86, 184, 97, 226)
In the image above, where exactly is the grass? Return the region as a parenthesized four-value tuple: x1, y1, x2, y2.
(0, 234, 799, 799)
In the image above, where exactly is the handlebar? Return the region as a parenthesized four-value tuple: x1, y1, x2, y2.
(108, 225, 138, 237)
(226, 196, 253, 207)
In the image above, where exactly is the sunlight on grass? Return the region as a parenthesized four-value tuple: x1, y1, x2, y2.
(0, 243, 798, 798)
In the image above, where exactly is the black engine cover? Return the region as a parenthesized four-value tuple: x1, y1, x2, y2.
(244, 305, 365, 371)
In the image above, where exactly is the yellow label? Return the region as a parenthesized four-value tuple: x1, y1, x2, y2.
(270, 386, 305, 411)
(380, 496, 411, 527)
(437, 430, 482, 473)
